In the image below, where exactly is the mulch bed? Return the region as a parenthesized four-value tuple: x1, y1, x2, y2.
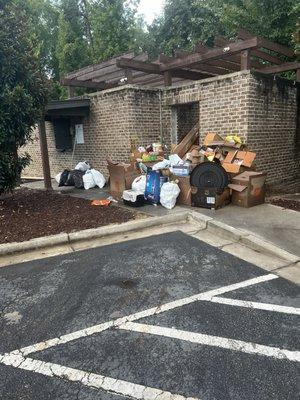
(268, 198, 300, 212)
(0, 188, 137, 244)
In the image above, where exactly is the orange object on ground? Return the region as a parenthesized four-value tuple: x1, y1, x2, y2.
(91, 199, 111, 206)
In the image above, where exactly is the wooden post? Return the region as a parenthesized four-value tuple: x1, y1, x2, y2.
(125, 69, 133, 84)
(296, 69, 300, 82)
(164, 71, 172, 86)
(241, 49, 251, 70)
(38, 118, 52, 190)
(67, 86, 75, 98)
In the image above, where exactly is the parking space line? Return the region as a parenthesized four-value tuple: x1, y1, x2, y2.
(119, 322, 300, 362)
(0, 352, 200, 400)
(209, 297, 300, 315)
(13, 273, 278, 357)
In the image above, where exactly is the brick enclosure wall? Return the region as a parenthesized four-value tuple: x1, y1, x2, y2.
(23, 71, 299, 185)
(246, 73, 299, 184)
(176, 102, 199, 142)
(23, 87, 161, 178)
(162, 71, 250, 144)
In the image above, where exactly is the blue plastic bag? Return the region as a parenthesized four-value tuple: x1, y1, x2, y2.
(145, 171, 162, 204)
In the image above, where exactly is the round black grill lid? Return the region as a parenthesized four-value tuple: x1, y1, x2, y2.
(190, 162, 228, 192)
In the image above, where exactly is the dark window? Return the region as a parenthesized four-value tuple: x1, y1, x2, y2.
(53, 118, 72, 150)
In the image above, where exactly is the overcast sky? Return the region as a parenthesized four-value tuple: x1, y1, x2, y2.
(138, 0, 165, 24)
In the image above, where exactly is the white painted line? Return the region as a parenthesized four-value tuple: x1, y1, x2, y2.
(209, 296, 300, 315)
(119, 322, 300, 363)
(0, 352, 200, 400)
(13, 273, 278, 356)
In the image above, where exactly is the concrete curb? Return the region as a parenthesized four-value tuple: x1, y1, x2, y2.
(240, 235, 300, 263)
(0, 212, 189, 256)
(68, 211, 189, 243)
(206, 220, 249, 241)
(0, 210, 298, 267)
(0, 233, 69, 256)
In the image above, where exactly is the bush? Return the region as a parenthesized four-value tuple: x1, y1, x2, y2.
(0, 0, 49, 194)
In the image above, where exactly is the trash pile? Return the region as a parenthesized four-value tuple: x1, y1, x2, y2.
(107, 126, 267, 210)
(55, 161, 106, 190)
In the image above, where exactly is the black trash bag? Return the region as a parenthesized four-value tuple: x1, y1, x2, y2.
(65, 171, 75, 186)
(72, 170, 85, 189)
(58, 169, 70, 187)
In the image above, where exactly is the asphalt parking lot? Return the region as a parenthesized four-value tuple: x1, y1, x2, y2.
(0, 231, 299, 400)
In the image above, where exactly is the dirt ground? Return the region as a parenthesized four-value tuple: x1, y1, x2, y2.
(0, 188, 137, 244)
(268, 198, 300, 212)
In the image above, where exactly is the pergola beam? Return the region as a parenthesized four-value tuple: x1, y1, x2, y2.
(241, 49, 251, 70)
(65, 52, 135, 80)
(116, 58, 210, 81)
(237, 28, 294, 58)
(192, 45, 240, 71)
(160, 37, 260, 71)
(214, 36, 263, 69)
(256, 62, 300, 74)
(60, 77, 109, 89)
(116, 58, 161, 74)
(166, 51, 233, 75)
(236, 29, 284, 64)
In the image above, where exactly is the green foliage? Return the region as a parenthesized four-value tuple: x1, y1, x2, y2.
(0, 0, 48, 194)
(56, 0, 91, 75)
(27, 0, 60, 80)
(144, 0, 222, 57)
(90, 0, 141, 61)
(143, 0, 299, 57)
(205, 0, 299, 47)
(293, 4, 300, 59)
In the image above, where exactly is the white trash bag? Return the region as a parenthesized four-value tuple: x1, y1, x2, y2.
(152, 159, 170, 171)
(90, 169, 106, 188)
(83, 170, 96, 190)
(75, 161, 90, 172)
(55, 173, 61, 184)
(132, 175, 146, 192)
(160, 182, 180, 209)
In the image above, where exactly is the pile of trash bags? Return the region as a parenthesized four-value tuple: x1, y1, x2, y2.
(55, 161, 106, 190)
(123, 172, 180, 210)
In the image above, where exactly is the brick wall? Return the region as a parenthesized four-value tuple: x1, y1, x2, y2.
(247, 73, 299, 184)
(176, 102, 199, 142)
(23, 71, 299, 185)
(23, 86, 161, 178)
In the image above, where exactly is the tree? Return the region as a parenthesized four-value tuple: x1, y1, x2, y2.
(27, 0, 60, 80)
(0, 0, 48, 194)
(144, 0, 222, 57)
(145, 0, 299, 57)
(56, 0, 91, 75)
(90, 0, 141, 61)
(204, 0, 299, 47)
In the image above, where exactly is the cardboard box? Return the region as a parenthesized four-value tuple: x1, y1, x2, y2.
(203, 133, 223, 146)
(191, 187, 231, 209)
(171, 176, 192, 206)
(107, 159, 138, 198)
(222, 150, 256, 173)
(228, 171, 266, 207)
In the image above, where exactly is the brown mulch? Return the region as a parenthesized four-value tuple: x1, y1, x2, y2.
(268, 198, 300, 212)
(0, 188, 137, 244)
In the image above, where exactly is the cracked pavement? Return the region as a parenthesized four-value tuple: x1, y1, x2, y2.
(0, 231, 299, 399)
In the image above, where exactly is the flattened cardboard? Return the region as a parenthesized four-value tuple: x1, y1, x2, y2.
(222, 150, 256, 173)
(203, 133, 223, 146)
(228, 183, 247, 192)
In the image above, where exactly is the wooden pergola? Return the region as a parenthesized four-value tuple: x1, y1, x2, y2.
(41, 29, 299, 190)
(61, 29, 300, 93)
